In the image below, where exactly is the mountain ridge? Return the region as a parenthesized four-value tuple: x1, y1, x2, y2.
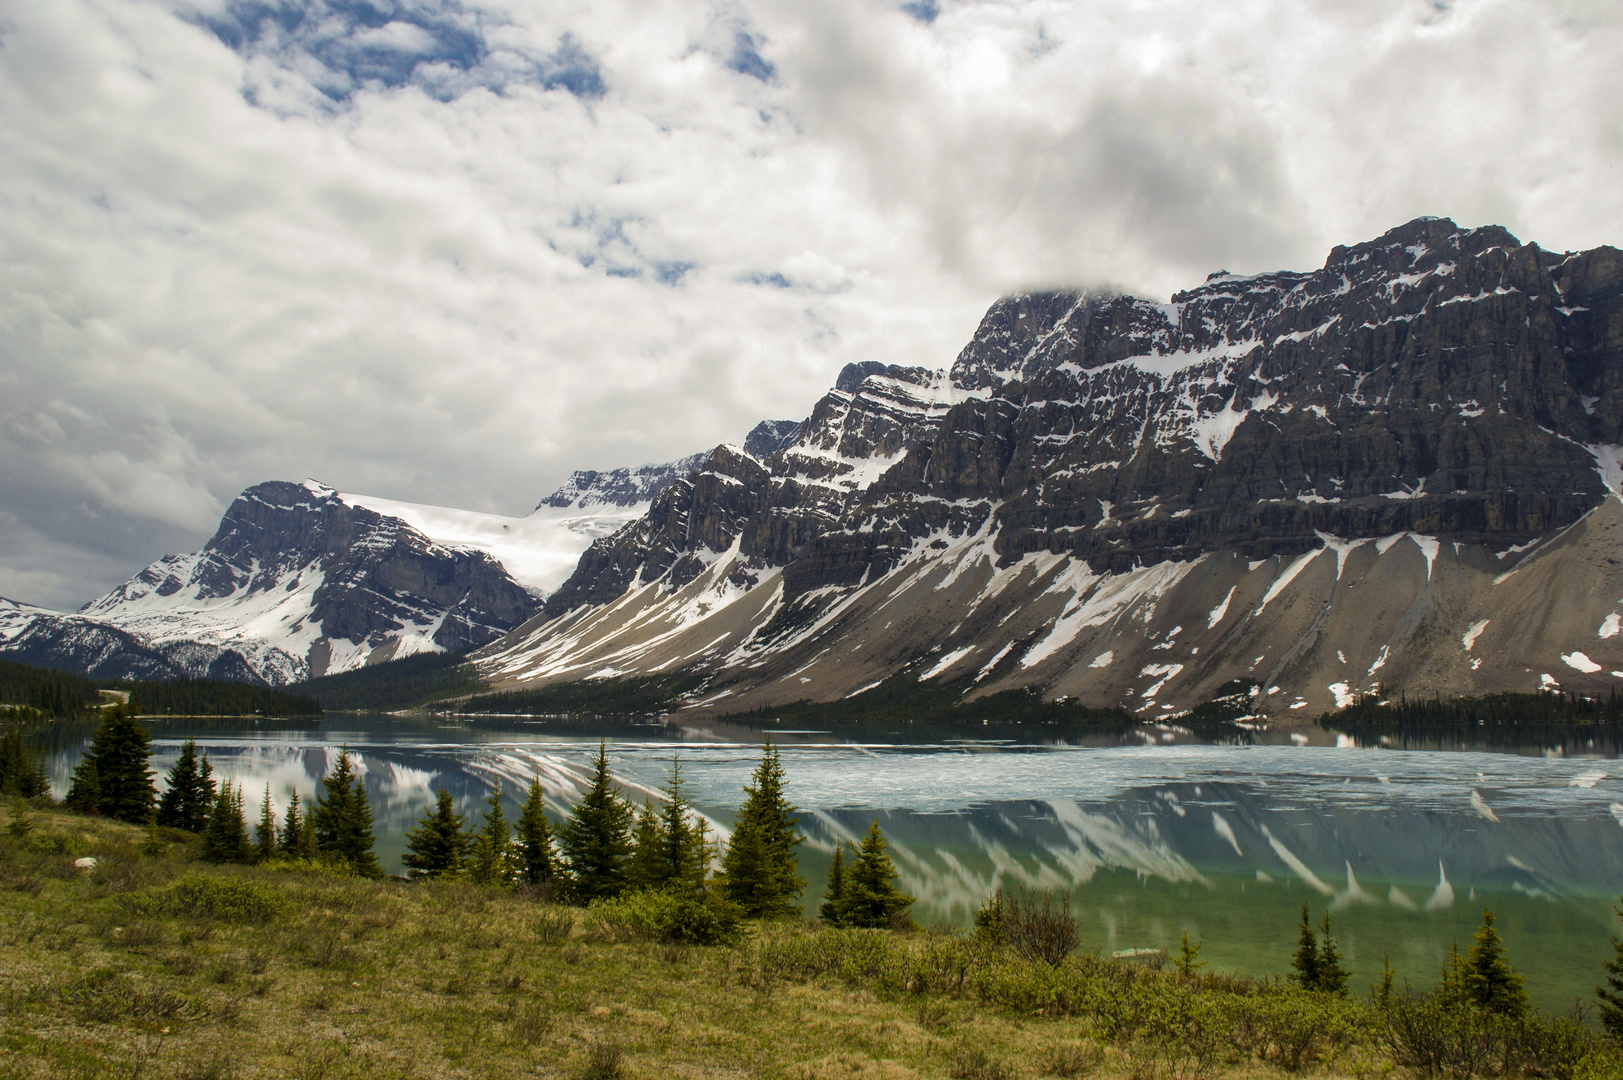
(469, 217, 1623, 719)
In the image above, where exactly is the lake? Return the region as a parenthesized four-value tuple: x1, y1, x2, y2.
(30, 713, 1623, 1013)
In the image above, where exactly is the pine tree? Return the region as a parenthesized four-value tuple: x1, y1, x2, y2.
(840, 820, 914, 929)
(1437, 940, 1471, 1008)
(64, 754, 100, 814)
(313, 746, 382, 878)
(514, 778, 556, 888)
(0, 728, 48, 797)
(1177, 932, 1205, 977)
(1599, 901, 1623, 1038)
(625, 799, 669, 891)
(280, 790, 305, 855)
(1290, 904, 1321, 990)
(202, 782, 252, 863)
(557, 741, 632, 904)
(721, 737, 805, 918)
(156, 740, 215, 832)
(255, 784, 278, 861)
(1375, 953, 1395, 1008)
(469, 784, 516, 887)
(1316, 911, 1349, 995)
(1464, 908, 1527, 1016)
(818, 843, 848, 926)
(660, 756, 707, 895)
(402, 788, 469, 879)
(66, 705, 155, 824)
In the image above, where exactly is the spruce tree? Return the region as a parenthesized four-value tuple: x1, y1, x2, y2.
(313, 746, 383, 878)
(840, 820, 914, 929)
(557, 741, 632, 904)
(660, 756, 706, 895)
(1316, 911, 1349, 995)
(64, 755, 100, 814)
(156, 739, 215, 832)
(1464, 908, 1527, 1016)
(0, 728, 49, 797)
(514, 778, 555, 888)
(66, 705, 155, 824)
(625, 799, 669, 891)
(721, 737, 805, 918)
(255, 784, 278, 861)
(280, 790, 304, 855)
(1599, 901, 1623, 1038)
(818, 843, 848, 926)
(1290, 904, 1321, 990)
(469, 785, 516, 887)
(202, 782, 252, 863)
(402, 788, 469, 879)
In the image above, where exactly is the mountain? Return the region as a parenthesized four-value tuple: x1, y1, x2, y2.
(0, 456, 707, 685)
(472, 218, 1623, 719)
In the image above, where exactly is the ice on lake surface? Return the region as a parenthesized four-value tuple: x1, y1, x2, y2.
(34, 714, 1623, 1010)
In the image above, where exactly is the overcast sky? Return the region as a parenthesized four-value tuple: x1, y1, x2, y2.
(2, 0, 1621, 610)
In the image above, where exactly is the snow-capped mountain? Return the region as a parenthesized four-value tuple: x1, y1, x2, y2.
(0, 455, 709, 685)
(473, 218, 1623, 718)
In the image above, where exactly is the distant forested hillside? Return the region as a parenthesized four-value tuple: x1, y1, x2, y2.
(124, 678, 322, 717)
(0, 658, 98, 718)
(1321, 690, 1623, 728)
(297, 651, 483, 711)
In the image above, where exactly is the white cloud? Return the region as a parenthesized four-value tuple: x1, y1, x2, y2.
(1, 0, 1621, 609)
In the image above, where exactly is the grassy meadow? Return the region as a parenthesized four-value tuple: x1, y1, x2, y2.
(0, 803, 1616, 1080)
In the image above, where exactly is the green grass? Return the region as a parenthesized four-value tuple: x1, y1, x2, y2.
(0, 804, 1615, 1080)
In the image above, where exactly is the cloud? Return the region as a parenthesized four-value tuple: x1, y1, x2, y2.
(1, 0, 1621, 609)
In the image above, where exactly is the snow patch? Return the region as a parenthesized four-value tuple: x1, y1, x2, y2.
(1601, 613, 1621, 639)
(1328, 682, 1354, 708)
(1462, 619, 1489, 652)
(1088, 650, 1114, 669)
(1562, 651, 1603, 674)
(1206, 587, 1235, 629)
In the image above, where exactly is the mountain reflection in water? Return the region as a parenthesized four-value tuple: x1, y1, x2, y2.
(32, 713, 1623, 1011)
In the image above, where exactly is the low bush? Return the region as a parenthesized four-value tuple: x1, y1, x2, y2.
(123, 872, 286, 923)
(585, 888, 743, 946)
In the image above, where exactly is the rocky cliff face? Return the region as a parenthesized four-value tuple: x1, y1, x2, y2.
(4, 482, 540, 684)
(477, 218, 1623, 717)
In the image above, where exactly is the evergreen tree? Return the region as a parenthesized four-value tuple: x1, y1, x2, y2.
(255, 784, 278, 861)
(721, 737, 805, 918)
(660, 756, 707, 895)
(313, 746, 382, 878)
(818, 843, 848, 926)
(1290, 904, 1321, 990)
(624, 799, 669, 891)
(1177, 932, 1205, 977)
(514, 778, 555, 888)
(1316, 911, 1349, 995)
(156, 740, 214, 832)
(402, 788, 469, 879)
(64, 754, 100, 814)
(839, 820, 914, 929)
(1599, 901, 1623, 1038)
(469, 784, 516, 887)
(65, 705, 155, 824)
(279, 790, 304, 855)
(557, 741, 632, 904)
(0, 728, 49, 798)
(1375, 953, 1395, 1008)
(1437, 940, 1470, 1009)
(202, 782, 252, 863)
(1464, 908, 1527, 1016)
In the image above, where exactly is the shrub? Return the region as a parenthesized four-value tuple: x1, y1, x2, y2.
(994, 887, 1080, 967)
(585, 888, 742, 945)
(125, 872, 286, 923)
(534, 905, 573, 945)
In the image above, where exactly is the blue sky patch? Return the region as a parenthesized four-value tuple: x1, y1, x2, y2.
(191, 0, 606, 104)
